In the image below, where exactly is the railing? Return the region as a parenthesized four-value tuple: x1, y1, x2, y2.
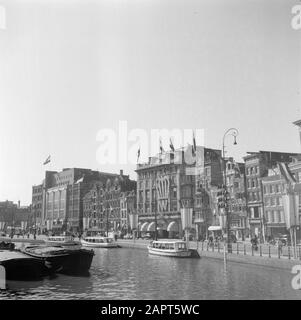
(198, 241, 301, 260)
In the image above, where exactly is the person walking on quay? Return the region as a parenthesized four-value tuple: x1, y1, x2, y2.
(277, 239, 283, 255)
(251, 236, 258, 251)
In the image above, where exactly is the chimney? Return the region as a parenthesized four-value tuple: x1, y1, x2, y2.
(18, 200, 20, 208)
(120, 170, 123, 176)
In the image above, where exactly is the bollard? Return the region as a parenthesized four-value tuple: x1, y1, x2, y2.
(260, 245, 262, 257)
(244, 244, 246, 255)
(278, 246, 280, 259)
(201, 241, 204, 251)
(237, 242, 239, 255)
(212, 243, 214, 252)
(207, 242, 209, 251)
(218, 242, 220, 253)
(288, 246, 291, 260)
(252, 245, 254, 256)
(268, 245, 271, 258)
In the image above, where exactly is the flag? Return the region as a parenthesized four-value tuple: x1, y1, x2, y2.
(282, 193, 299, 228)
(43, 155, 51, 165)
(159, 137, 164, 154)
(278, 162, 295, 184)
(192, 131, 196, 156)
(137, 147, 140, 163)
(170, 138, 175, 152)
(76, 176, 84, 184)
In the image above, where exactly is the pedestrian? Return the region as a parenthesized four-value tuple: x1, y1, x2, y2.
(277, 239, 283, 255)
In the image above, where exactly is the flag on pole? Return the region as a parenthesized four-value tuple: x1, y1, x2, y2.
(137, 147, 140, 163)
(278, 162, 296, 184)
(170, 138, 175, 152)
(159, 137, 164, 154)
(192, 131, 196, 156)
(76, 176, 84, 184)
(43, 155, 51, 165)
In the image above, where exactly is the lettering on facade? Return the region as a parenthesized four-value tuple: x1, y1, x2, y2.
(156, 176, 170, 212)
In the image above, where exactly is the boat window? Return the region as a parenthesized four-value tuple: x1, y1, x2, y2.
(178, 243, 187, 250)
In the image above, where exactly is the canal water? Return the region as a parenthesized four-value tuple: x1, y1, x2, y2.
(1, 247, 301, 300)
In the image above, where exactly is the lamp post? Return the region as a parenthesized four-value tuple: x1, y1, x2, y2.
(34, 205, 37, 240)
(222, 128, 239, 253)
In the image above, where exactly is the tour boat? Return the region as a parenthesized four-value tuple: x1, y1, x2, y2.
(0, 250, 52, 280)
(81, 236, 119, 248)
(147, 240, 194, 258)
(22, 245, 94, 275)
(44, 236, 81, 248)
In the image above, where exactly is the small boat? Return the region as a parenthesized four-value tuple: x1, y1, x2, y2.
(0, 250, 52, 280)
(22, 245, 94, 275)
(0, 241, 15, 251)
(81, 236, 119, 248)
(44, 236, 81, 248)
(147, 240, 195, 258)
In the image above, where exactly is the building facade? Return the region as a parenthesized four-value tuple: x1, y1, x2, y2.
(244, 151, 297, 241)
(194, 148, 223, 239)
(225, 159, 248, 240)
(82, 172, 136, 235)
(261, 168, 286, 238)
(136, 146, 203, 239)
(33, 168, 130, 234)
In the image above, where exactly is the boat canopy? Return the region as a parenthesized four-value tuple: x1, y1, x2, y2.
(208, 226, 222, 231)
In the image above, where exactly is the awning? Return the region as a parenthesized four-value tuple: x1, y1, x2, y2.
(140, 222, 149, 232)
(147, 222, 155, 232)
(208, 226, 222, 231)
(167, 221, 178, 232)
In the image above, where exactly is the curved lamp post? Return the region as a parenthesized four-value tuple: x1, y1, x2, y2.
(222, 128, 239, 253)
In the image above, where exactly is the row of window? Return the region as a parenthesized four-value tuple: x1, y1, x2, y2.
(266, 210, 284, 223)
(247, 178, 259, 189)
(264, 196, 282, 207)
(263, 184, 282, 194)
(248, 192, 261, 202)
(246, 166, 259, 176)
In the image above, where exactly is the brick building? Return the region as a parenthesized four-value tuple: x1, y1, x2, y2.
(243, 151, 297, 241)
(33, 168, 128, 234)
(82, 172, 136, 235)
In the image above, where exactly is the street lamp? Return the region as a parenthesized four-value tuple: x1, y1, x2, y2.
(222, 128, 239, 253)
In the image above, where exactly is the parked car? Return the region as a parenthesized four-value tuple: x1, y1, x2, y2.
(0, 231, 6, 237)
(123, 234, 133, 239)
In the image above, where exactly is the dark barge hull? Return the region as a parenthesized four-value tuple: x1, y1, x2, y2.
(1, 259, 50, 280)
(23, 247, 94, 276)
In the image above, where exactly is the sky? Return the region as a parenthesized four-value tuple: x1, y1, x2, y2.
(0, 0, 300, 205)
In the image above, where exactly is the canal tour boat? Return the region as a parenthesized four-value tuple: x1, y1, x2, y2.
(22, 245, 94, 275)
(147, 240, 194, 258)
(80, 236, 119, 248)
(44, 236, 81, 248)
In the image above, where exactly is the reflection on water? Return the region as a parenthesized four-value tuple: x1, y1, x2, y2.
(1, 248, 301, 299)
